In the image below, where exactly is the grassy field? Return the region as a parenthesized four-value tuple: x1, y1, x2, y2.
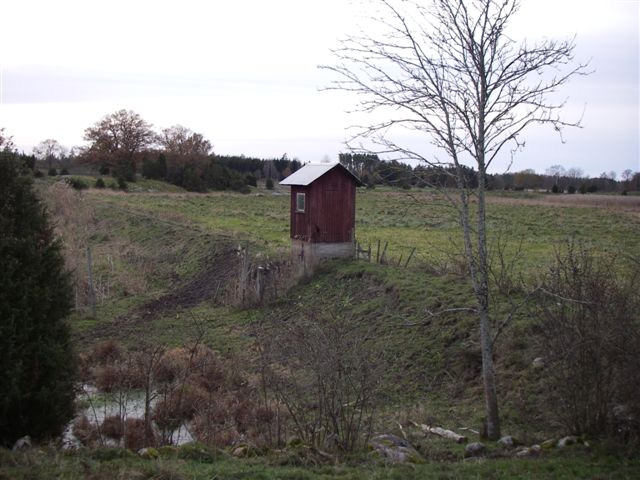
(79, 185, 640, 269)
(2, 445, 639, 480)
(27, 178, 640, 478)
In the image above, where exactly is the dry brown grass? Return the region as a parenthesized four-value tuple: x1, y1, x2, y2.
(487, 193, 640, 211)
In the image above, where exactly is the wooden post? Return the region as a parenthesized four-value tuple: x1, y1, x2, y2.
(397, 254, 403, 266)
(368, 243, 372, 262)
(405, 247, 416, 268)
(376, 240, 381, 263)
(380, 241, 388, 264)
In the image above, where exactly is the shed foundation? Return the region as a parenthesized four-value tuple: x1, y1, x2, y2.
(291, 239, 355, 273)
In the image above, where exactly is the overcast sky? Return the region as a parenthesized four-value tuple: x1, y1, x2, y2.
(1, 0, 638, 176)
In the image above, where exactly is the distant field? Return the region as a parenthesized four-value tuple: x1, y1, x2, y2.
(82, 186, 640, 271)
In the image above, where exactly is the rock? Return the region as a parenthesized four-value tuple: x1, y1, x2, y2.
(232, 446, 247, 457)
(138, 447, 159, 459)
(541, 439, 556, 450)
(369, 434, 424, 464)
(532, 357, 545, 369)
(530, 444, 541, 454)
(498, 435, 516, 448)
(464, 442, 485, 458)
(557, 435, 578, 448)
(515, 444, 541, 457)
(12, 436, 32, 451)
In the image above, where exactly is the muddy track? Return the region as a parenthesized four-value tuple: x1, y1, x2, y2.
(77, 244, 242, 344)
(137, 246, 241, 318)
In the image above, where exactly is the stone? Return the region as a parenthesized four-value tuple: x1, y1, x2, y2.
(532, 357, 545, 369)
(232, 446, 247, 457)
(369, 434, 424, 464)
(498, 435, 516, 448)
(464, 442, 486, 458)
(515, 444, 541, 457)
(557, 436, 578, 448)
(541, 439, 556, 450)
(12, 436, 31, 451)
(138, 447, 159, 459)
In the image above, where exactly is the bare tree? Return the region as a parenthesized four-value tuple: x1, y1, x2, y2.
(322, 0, 588, 439)
(33, 138, 66, 171)
(565, 167, 584, 179)
(83, 109, 156, 180)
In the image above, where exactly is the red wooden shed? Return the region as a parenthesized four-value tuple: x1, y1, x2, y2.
(280, 163, 362, 265)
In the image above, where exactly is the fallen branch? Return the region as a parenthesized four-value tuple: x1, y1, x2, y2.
(412, 422, 468, 444)
(458, 426, 480, 435)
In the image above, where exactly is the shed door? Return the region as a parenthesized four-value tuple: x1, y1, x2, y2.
(323, 189, 342, 242)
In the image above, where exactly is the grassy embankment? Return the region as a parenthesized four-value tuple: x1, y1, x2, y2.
(17, 178, 639, 478)
(2, 444, 639, 480)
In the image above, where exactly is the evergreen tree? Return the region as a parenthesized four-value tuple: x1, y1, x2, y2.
(0, 153, 76, 446)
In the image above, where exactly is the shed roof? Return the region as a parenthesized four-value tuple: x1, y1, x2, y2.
(279, 162, 362, 186)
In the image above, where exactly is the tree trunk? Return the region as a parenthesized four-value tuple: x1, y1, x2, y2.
(475, 164, 501, 440)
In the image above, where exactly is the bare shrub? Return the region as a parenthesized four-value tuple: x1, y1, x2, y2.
(536, 241, 640, 439)
(72, 414, 100, 444)
(256, 312, 382, 452)
(90, 340, 124, 365)
(101, 415, 124, 440)
(153, 385, 205, 430)
(124, 418, 155, 451)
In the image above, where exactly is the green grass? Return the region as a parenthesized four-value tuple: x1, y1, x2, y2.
(1, 446, 638, 479)
(82, 187, 640, 273)
(23, 179, 640, 477)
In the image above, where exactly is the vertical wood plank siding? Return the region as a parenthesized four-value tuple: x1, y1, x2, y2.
(289, 167, 356, 243)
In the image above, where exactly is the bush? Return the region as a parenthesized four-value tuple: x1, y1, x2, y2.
(245, 174, 257, 187)
(95, 178, 106, 188)
(257, 312, 381, 452)
(48, 167, 58, 176)
(587, 184, 598, 193)
(266, 177, 274, 190)
(101, 415, 124, 440)
(0, 153, 76, 446)
(117, 176, 128, 191)
(99, 164, 110, 175)
(567, 185, 576, 194)
(124, 418, 156, 451)
(34, 169, 44, 178)
(60, 167, 69, 175)
(65, 177, 88, 190)
(536, 242, 640, 439)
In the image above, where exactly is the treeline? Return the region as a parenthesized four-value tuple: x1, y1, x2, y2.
(3, 111, 303, 193)
(140, 153, 302, 193)
(339, 153, 640, 193)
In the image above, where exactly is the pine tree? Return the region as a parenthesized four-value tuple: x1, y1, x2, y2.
(0, 152, 77, 446)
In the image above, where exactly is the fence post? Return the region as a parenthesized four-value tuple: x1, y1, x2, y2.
(405, 247, 416, 268)
(380, 241, 388, 264)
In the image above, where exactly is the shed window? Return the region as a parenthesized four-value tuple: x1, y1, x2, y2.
(296, 193, 306, 212)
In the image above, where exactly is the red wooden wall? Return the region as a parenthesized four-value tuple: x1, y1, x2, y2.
(289, 167, 356, 243)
